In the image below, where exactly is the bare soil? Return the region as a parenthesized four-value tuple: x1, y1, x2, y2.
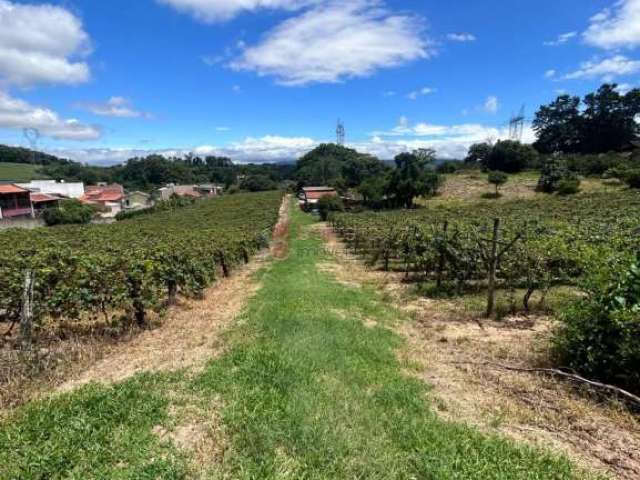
(318, 222, 640, 480)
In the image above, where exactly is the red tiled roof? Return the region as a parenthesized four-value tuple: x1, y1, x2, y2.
(81, 192, 123, 203)
(31, 193, 61, 203)
(303, 186, 335, 192)
(86, 184, 124, 195)
(0, 184, 29, 194)
(306, 191, 338, 200)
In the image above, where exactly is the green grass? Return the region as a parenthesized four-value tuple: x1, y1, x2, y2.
(0, 162, 49, 182)
(0, 202, 596, 479)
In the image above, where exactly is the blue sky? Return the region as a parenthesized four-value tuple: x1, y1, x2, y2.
(0, 0, 638, 164)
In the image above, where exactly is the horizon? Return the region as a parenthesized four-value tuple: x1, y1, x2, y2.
(0, 0, 638, 165)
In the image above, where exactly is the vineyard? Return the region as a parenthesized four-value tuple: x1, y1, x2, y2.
(332, 190, 640, 316)
(0, 191, 283, 340)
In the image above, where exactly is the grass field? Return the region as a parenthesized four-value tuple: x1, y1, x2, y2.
(0, 201, 595, 479)
(0, 162, 49, 182)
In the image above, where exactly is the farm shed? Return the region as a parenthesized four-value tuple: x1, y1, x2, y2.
(124, 191, 151, 210)
(30, 192, 62, 212)
(0, 184, 34, 219)
(299, 186, 338, 211)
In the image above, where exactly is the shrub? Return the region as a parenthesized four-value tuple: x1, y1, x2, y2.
(553, 256, 640, 394)
(556, 178, 581, 195)
(317, 195, 344, 221)
(43, 199, 96, 226)
(537, 157, 578, 193)
(623, 169, 640, 189)
(487, 171, 508, 196)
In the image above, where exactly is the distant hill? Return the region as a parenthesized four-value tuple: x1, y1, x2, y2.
(0, 162, 51, 182)
(0, 144, 71, 166)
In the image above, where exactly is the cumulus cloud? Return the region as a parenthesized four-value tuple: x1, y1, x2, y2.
(545, 69, 557, 79)
(0, 0, 91, 87)
(0, 91, 100, 140)
(584, 0, 640, 50)
(563, 55, 640, 81)
(76, 97, 152, 119)
(484, 95, 499, 114)
(158, 0, 319, 22)
(230, 1, 432, 86)
(447, 33, 476, 42)
(543, 31, 577, 46)
(407, 87, 436, 100)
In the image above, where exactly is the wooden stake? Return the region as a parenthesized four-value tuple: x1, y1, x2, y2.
(486, 218, 500, 318)
(20, 270, 34, 351)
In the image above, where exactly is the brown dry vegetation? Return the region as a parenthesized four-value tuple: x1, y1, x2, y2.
(318, 222, 640, 480)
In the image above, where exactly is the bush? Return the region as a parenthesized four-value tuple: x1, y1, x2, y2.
(317, 195, 344, 221)
(623, 169, 640, 189)
(556, 178, 581, 195)
(436, 161, 462, 174)
(43, 199, 96, 226)
(487, 171, 508, 196)
(554, 256, 640, 394)
(537, 157, 578, 193)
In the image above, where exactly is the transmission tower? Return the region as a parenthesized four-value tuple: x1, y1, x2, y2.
(23, 128, 41, 163)
(508, 105, 525, 142)
(336, 119, 345, 146)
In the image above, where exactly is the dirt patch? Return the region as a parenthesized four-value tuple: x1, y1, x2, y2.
(319, 221, 640, 480)
(271, 195, 291, 259)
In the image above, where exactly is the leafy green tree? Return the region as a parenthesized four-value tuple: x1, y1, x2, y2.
(317, 196, 345, 221)
(537, 156, 578, 193)
(358, 176, 388, 209)
(485, 140, 538, 173)
(387, 150, 441, 208)
(239, 174, 278, 192)
(532, 95, 582, 154)
(464, 143, 492, 166)
(487, 171, 508, 196)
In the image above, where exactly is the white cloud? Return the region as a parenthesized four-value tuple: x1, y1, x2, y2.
(0, 91, 100, 140)
(215, 126, 231, 132)
(0, 0, 90, 87)
(76, 97, 151, 119)
(615, 83, 635, 94)
(158, 0, 319, 22)
(230, 1, 432, 86)
(545, 69, 556, 79)
(543, 31, 577, 46)
(584, 0, 640, 50)
(447, 33, 476, 42)
(484, 95, 499, 114)
(232, 85, 242, 93)
(407, 87, 436, 100)
(563, 55, 640, 80)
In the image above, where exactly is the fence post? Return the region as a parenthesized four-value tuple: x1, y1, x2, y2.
(436, 221, 449, 289)
(486, 218, 500, 318)
(20, 270, 35, 351)
(167, 279, 178, 306)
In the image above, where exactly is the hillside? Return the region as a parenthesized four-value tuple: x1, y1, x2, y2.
(0, 162, 50, 182)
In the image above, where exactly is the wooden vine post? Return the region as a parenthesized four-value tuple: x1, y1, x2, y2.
(436, 221, 449, 289)
(20, 270, 35, 351)
(486, 219, 500, 318)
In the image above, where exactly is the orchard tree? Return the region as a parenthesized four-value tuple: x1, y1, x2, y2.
(387, 149, 441, 208)
(533, 95, 582, 154)
(465, 142, 492, 166)
(487, 171, 508, 196)
(485, 140, 538, 173)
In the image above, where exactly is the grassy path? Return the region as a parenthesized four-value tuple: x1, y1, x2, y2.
(0, 203, 590, 479)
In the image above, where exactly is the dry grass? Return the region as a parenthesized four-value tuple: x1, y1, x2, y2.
(423, 171, 620, 205)
(320, 222, 640, 480)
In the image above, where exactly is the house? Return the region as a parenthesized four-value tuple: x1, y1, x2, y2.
(30, 192, 62, 213)
(17, 180, 84, 199)
(298, 186, 338, 211)
(124, 191, 151, 211)
(81, 183, 125, 217)
(154, 184, 202, 201)
(0, 184, 34, 219)
(196, 184, 224, 197)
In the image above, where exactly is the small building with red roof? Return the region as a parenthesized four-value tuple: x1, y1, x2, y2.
(0, 184, 34, 219)
(81, 183, 125, 217)
(298, 186, 338, 211)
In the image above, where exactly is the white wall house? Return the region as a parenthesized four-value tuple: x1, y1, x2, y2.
(17, 180, 85, 199)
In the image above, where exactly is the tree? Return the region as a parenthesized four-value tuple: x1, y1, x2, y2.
(465, 143, 492, 166)
(537, 156, 579, 193)
(387, 150, 441, 208)
(487, 171, 508, 196)
(239, 174, 277, 192)
(485, 140, 538, 173)
(358, 176, 388, 209)
(533, 84, 640, 155)
(533, 95, 582, 154)
(317, 196, 345, 221)
(294, 143, 388, 189)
